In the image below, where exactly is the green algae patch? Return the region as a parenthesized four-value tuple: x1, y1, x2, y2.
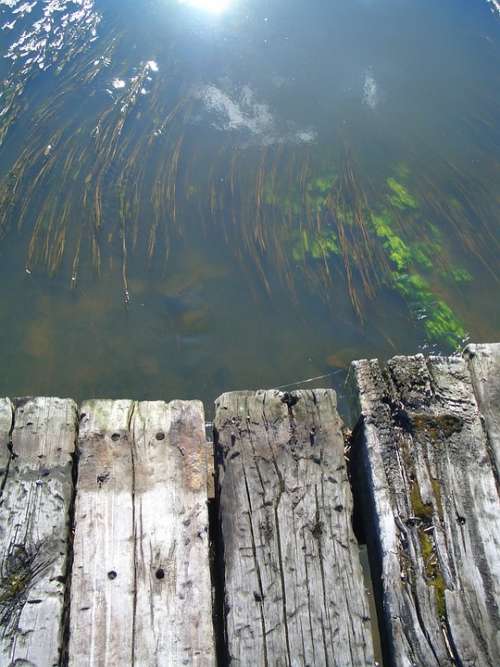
(395, 274, 466, 348)
(410, 241, 442, 270)
(387, 177, 418, 210)
(370, 210, 466, 349)
(307, 173, 337, 196)
(423, 300, 466, 347)
(371, 212, 412, 270)
(292, 228, 340, 262)
(263, 181, 301, 217)
(443, 267, 473, 285)
(264, 171, 337, 220)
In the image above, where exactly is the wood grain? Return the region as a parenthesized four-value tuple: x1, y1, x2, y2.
(69, 399, 136, 666)
(465, 343, 500, 480)
(68, 399, 214, 666)
(132, 400, 214, 666)
(350, 354, 500, 667)
(0, 397, 77, 667)
(214, 389, 374, 666)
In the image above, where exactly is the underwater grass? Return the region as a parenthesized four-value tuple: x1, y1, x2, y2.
(0, 28, 493, 351)
(371, 210, 466, 349)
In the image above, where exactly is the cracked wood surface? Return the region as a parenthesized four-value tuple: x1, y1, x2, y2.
(465, 343, 500, 480)
(0, 396, 77, 667)
(68, 399, 214, 667)
(214, 389, 374, 666)
(350, 353, 500, 667)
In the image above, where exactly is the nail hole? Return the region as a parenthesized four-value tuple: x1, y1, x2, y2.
(156, 432, 165, 441)
(111, 433, 120, 442)
(155, 568, 165, 580)
(107, 570, 117, 580)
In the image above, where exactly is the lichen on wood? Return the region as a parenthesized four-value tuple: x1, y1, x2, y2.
(350, 351, 500, 666)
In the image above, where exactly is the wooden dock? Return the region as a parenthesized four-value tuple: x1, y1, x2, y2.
(0, 343, 498, 666)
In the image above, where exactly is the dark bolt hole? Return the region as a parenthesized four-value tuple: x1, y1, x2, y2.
(107, 570, 117, 580)
(155, 432, 165, 441)
(111, 433, 120, 442)
(457, 515, 466, 525)
(156, 568, 165, 580)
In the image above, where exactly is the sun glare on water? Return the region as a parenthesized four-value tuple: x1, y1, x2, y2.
(178, 0, 233, 13)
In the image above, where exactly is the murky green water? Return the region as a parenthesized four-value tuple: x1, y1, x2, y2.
(0, 0, 499, 409)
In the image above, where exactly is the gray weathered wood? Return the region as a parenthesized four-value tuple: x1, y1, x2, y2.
(214, 389, 375, 666)
(0, 397, 77, 667)
(69, 399, 135, 666)
(464, 343, 500, 480)
(0, 398, 13, 482)
(350, 354, 500, 667)
(69, 399, 215, 666)
(132, 400, 215, 665)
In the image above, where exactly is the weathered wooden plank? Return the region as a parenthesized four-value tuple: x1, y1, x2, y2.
(69, 399, 215, 666)
(0, 397, 77, 667)
(214, 389, 374, 666)
(350, 354, 500, 667)
(464, 343, 500, 480)
(132, 400, 215, 665)
(69, 399, 135, 666)
(0, 398, 13, 481)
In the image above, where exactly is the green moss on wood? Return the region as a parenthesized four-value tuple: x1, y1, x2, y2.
(410, 480, 433, 520)
(431, 478, 444, 522)
(418, 529, 447, 619)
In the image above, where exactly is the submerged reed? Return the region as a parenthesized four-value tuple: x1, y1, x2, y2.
(0, 12, 498, 350)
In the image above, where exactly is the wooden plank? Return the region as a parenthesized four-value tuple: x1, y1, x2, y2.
(69, 399, 215, 666)
(214, 389, 375, 666)
(0, 397, 13, 482)
(132, 400, 215, 665)
(69, 399, 136, 666)
(464, 343, 500, 479)
(0, 397, 77, 667)
(350, 354, 500, 667)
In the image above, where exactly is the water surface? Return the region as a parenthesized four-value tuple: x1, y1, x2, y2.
(0, 0, 499, 409)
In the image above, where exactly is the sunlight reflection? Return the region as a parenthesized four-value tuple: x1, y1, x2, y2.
(178, 0, 233, 13)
